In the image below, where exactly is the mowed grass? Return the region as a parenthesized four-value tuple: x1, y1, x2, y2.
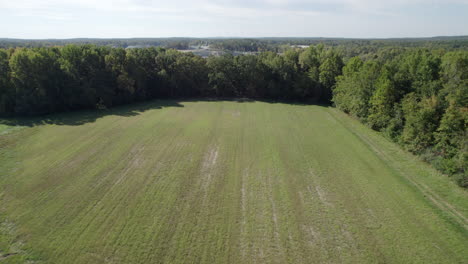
(0, 100, 467, 263)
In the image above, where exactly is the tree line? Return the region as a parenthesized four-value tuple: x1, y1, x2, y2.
(0, 44, 344, 115)
(333, 49, 467, 187)
(2, 36, 467, 51)
(0, 44, 466, 187)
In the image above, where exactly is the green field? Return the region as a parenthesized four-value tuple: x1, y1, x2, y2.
(0, 100, 467, 263)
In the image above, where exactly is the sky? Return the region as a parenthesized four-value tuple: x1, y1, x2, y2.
(0, 0, 467, 39)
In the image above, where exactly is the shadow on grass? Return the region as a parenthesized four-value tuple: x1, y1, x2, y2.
(0, 100, 184, 127)
(0, 98, 329, 127)
(184, 97, 327, 106)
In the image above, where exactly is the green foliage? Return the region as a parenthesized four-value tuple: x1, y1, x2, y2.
(125, 47, 162, 98)
(433, 52, 468, 185)
(234, 55, 266, 97)
(318, 51, 343, 102)
(396, 49, 442, 96)
(333, 58, 380, 119)
(9, 48, 64, 114)
(106, 48, 136, 103)
(0, 49, 13, 113)
(207, 54, 238, 96)
(440, 51, 468, 107)
(368, 68, 397, 130)
(0, 44, 466, 187)
(433, 105, 467, 186)
(401, 94, 441, 152)
(333, 49, 467, 187)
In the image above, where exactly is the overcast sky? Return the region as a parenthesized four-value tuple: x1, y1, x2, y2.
(1, 0, 467, 39)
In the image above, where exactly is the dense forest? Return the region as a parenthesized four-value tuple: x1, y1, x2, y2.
(2, 36, 468, 51)
(0, 43, 466, 187)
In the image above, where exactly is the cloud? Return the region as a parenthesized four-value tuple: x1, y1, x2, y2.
(0, 0, 467, 38)
(1, 0, 467, 19)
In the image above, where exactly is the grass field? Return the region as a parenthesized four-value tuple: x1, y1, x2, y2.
(0, 100, 467, 263)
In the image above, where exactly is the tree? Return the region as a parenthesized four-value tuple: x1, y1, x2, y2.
(435, 105, 467, 169)
(59, 45, 98, 109)
(206, 54, 238, 97)
(439, 51, 468, 108)
(434, 51, 468, 186)
(298, 45, 320, 72)
(0, 49, 13, 114)
(396, 49, 442, 97)
(126, 47, 161, 99)
(259, 52, 297, 99)
(298, 46, 322, 100)
(332, 56, 363, 114)
(105, 48, 136, 104)
(368, 67, 397, 130)
(9, 48, 64, 114)
(401, 94, 441, 153)
(171, 53, 208, 97)
(234, 55, 265, 97)
(319, 51, 343, 102)
(333, 58, 379, 119)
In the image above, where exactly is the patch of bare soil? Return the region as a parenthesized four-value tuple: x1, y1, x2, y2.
(200, 145, 219, 202)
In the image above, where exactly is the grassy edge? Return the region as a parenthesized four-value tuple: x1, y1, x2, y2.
(328, 107, 468, 231)
(0, 126, 41, 263)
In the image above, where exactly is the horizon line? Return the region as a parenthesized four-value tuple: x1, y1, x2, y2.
(1, 35, 468, 41)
